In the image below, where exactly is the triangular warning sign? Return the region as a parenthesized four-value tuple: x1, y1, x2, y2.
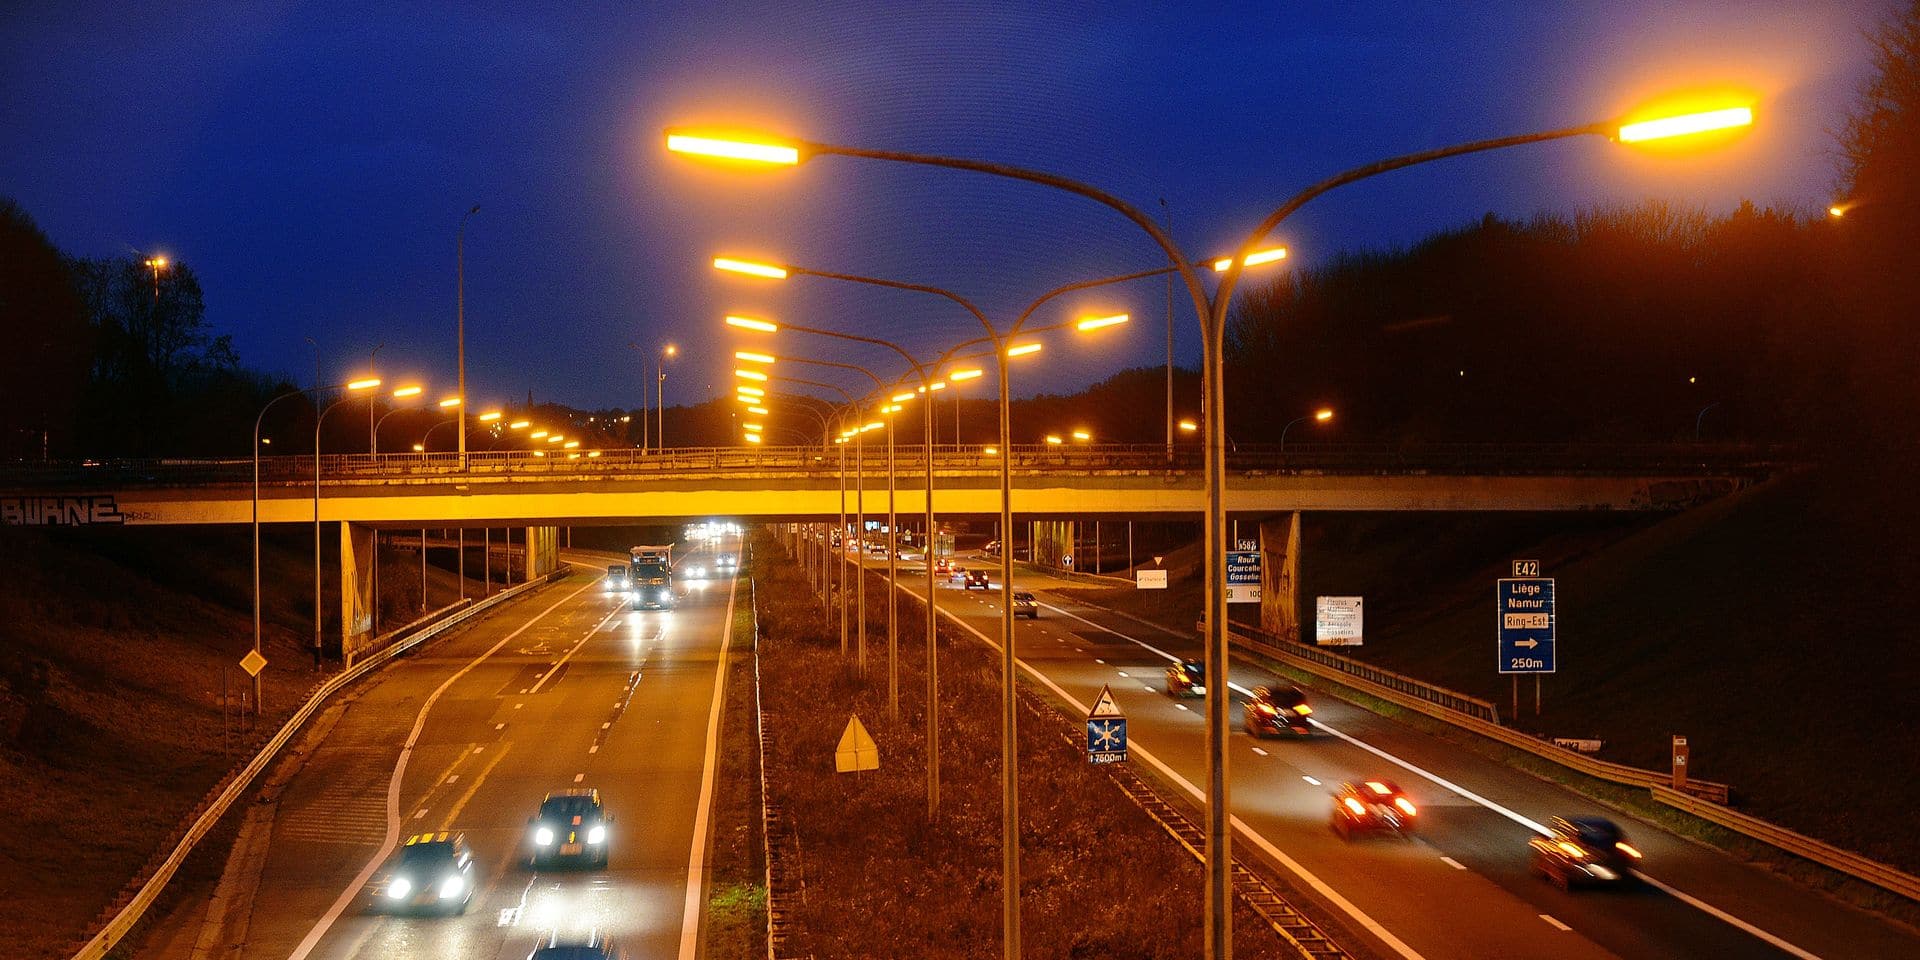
(1088, 684, 1124, 719)
(835, 715, 879, 773)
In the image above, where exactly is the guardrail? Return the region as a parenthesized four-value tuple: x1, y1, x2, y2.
(1230, 622, 1502, 723)
(1651, 786, 1920, 903)
(1, 441, 1797, 488)
(1223, 623, 1732, 804)
(66, 566, 572, 960)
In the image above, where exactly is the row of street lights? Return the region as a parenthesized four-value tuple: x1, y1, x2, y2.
(669, 95, 1755, 960)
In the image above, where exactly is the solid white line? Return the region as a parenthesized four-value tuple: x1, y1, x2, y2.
(1036, 594, 1830, 960)
(676, 572, 738, 960)
(1440, 856, 1466, 871)
(1540, 914, 1572, 932)
(285, 576, 599, 960)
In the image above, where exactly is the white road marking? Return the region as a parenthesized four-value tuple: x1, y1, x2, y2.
(445, 774, 459, 784)
(588, 745, 599, 754)
(1175, 703, 1190, 711)
(1301, 775, 1319, 785)
(1032, 593, 1832, 960)
(1540, 914, 1571, 932)
(283, 573, 601, 960)
(1094, 658, 1106, 665)
(677, 572, 740, 960)
(573, 773, 584, 783)
(1252, 747, 1269, 757)
(412, 808, 427, 819)
(1441, 857, 1467, 870)
(527, 602, 623, 696)
(494, 723, 505, 730)
(1117, 670, 1129, 677)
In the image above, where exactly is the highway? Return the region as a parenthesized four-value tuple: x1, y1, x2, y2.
(152, 533, 741, 960)
(846, 541, 1920, 960)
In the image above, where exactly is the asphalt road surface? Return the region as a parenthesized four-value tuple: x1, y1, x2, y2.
(179, 534, 740, 960)
(842, 541, 1920, 960)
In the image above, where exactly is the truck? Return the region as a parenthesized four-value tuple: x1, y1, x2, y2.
(628, 545, 674, 610)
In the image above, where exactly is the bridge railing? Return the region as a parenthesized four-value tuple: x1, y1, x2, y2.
(0, 441, 1796, 488)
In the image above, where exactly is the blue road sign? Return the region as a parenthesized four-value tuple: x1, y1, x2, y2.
(1087, 717, 1128, 764)
(1226, 550, 1262, 604)
(1497, 578, 1556, 674)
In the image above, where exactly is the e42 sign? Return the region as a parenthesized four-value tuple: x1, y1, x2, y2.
(1497, 577, 1556, 674)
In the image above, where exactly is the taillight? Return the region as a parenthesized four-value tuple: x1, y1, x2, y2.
(1393, 797, 1417, 817)
(1615, 841, 1642, 859)
(1343, 797, 1367, 816)
(1294, 704, 1313, 716)
(1556, 841, 1586, 859)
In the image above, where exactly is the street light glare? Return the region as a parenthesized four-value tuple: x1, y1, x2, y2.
(478, 411, 503, 422)
(743, 432, 763, 443)
(1615, 105, 1753, 143)
(725, 315, 779, 333)
(563, 440, 580, 449)
(927, 381, 947, 391)
(949, 368, 984, 381)
(547, 435, 564, 443)
(734, 350, 777, 364)
(862, 421, 883, 432)
(1007, 343, 1043, 358)
(714, 257, 790, 279)
(1045, 434, 1063, 445)
(1076, 313, 1130, 332)
(392, 385, 423, 398)
(983, 445, 1000, 455)
(1072, 429, 1092, 440)
(666, 131, 802, 165)
(891, 392, 916, 403)
(1828, 205, 1847, 218)
(743, 423, 763, 431)
(530, 429, 548, 438)
(439, 397, 463, 408)
(747, 405, 769, 415)
(1178, 419, 1198, 432)
(1315, 408, 1334, 422)
(663, 343, 678, 357)
(509, 420, 531, 430)
(737, 385, 765, 397)
(735, 368, 770, 381)
(1212, 247, 1289, 272)
(346, 378, 382, 391)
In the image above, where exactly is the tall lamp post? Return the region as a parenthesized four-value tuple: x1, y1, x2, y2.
(313, 377, 381, 671)
(674, 98, 1754, 960)
(658, 343, 678, 453)
(1278, 407, 1334, 450)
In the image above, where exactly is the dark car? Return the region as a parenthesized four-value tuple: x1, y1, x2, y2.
(1242, 685, 1314, 738)
(1332, 780, 1418, 840)
(1012, 591, 1040, 618)
(1164, 659, 1206, 698)
(375, 833, 476, 914)
(528, 933, 626, 959)
(603, 565, 627, 593)
(984, 540, 1001, 556)
(1529, 816, 1643, 889)
(528, 788, 610, 868)
(964, 569, 991, 590)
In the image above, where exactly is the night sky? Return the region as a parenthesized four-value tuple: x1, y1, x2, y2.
(0, 1, 1887, 410)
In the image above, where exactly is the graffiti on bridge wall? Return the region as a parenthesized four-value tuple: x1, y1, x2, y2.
(0, 495, 127, 525)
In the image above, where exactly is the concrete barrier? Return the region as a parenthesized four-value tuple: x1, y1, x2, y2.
(66, 567, 573, 960)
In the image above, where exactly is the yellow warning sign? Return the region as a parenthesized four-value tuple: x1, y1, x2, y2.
(835, 714, 879, 773)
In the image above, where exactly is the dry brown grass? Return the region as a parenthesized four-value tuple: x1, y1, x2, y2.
(752, 532, 1287, 960)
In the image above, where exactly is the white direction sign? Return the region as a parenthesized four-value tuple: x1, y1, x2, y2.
(1315, 596, 1364, 646)
(1136, 569, 1168, 590)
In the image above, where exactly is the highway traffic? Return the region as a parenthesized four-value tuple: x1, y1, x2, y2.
(147, 533, 743, 960)
(847, 541, 1920, 960)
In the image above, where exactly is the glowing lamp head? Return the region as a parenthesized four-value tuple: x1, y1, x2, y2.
(1045, 435, 1063, 445)
(478, 411, 502, 422)
(1075, 313, 1129, 332)
(1212, 247, 1288, 272)
(713, 257, 790, 279)
(1615, 105, 1754, 144)
(725, 315, 779, 333)
(509, 420, 531, 430)
(1007, 342, 1043, 358)
(346, 378, 382, 392)
(735, 369, 769, 381)
(666, 130, 802, 165)
(948, 368, 983, 382)
(891, 392, 915, 403)
(734, 350, 776, 364)
(439, 397, 462, 408)
(1178, 419, 1198, 433)
(1071, 430, 1091, 441)
(392, 385, 423, 398)
(1314, 408, 1334, 422)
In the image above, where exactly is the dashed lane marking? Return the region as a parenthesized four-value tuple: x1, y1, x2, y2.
(1540, 915, 1572, 932)
(1302, 775, 1320, 785)
(1251, 747, 1268, 756)
(1441, 857, 1467, 871)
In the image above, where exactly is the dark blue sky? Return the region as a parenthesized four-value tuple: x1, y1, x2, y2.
(0, 1, 1887, 410)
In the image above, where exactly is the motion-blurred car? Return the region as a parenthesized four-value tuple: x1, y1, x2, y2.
(528, 788, 610, 868)
(1164, 659, 1206, 698)
(1528, 816, 1642, 889)
(964, 569, 991, 590)
(1242, 685, 1314, 738)
(1331, 780, 1418, 840)
(1012, 591, 1040, 618)
(375, 833, 476, 914)
(983, 540, 1001, 556)
(934, 558, 951, 577)
(603, 565, 626, 593)
(528, 932, 625, 959)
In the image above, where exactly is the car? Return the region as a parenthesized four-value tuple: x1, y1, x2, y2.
(867, 542, 888, 558)
(1164, 659, 1206, 698)
(683, 564, 707, 580)
(984, 540, 1001, 556)
(964, 569, 991, 590)
(934, 558, 951, 577)
(528, 932, 626, 959)
(1012, 591, 1040, 618)
(948, 563, 967, 582)
(716, 553, 738, 571)
(1242, 684, 1314, 737)
(1528, 816, 1643, 889)
(1331, 780, 1418, 840)
(375, 833, 476, 914)
(603, 565, 626, 593)
(528, 788, 610, 868)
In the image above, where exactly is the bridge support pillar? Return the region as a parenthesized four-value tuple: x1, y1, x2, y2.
(524, 526, 559, 580)
(340, 522, 376, 661)
(1258, 512, 1302, 642)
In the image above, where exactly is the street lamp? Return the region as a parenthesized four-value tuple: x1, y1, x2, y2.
(314, 377, 380, 671)
(675, 97, 1753, 958)
(658, 344, 678, 452)
(456, 204, 479, 467)
(372, 385, 428, 453)
(1278, 407, 1334, 450)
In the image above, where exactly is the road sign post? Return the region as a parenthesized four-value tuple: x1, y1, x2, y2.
(1672, 735, 1689, 790)
(1497, 577, 1555, 674)
(1086, 684, 1127, 764)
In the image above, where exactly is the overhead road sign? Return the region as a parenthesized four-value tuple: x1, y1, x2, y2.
(1225, 548, 1261, 604)
(1497, 577, 1555, 674)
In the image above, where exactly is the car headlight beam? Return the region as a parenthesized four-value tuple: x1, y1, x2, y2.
(588, 824, 607, 844)
(386, 876, 412, 899)
(439, 874, 465, 899)
(534, 826, 555, 846)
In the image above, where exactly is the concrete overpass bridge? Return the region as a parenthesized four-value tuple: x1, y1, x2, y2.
(1, 442, 1788, 653)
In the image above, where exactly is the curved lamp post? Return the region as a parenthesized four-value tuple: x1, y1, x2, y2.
(675, 99, 1754, 959)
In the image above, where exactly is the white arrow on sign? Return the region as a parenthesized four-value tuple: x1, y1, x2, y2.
(1514, 639, 1539, 649)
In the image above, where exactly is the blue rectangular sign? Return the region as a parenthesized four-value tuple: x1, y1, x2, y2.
(1225, 550, 1262, 604)
(1497, 578, 1556, 674)
(1086, 717, 1128, 764)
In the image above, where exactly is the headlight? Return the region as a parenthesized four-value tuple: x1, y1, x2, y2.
(1587, 864, 1617, 881)
(1294, 704, 1313, 716)
(534, 826, 555, 846)
(1193, 685, 1207, 694)
(386, 876, 412, 899)
(439, 874, 465, 899)
(587, 824, 607, 844)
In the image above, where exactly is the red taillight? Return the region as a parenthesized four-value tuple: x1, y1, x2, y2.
(1615, 841, 1642, 859)
(1343, 797, 1367, 816)
(1393, 797, 1417, 817)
